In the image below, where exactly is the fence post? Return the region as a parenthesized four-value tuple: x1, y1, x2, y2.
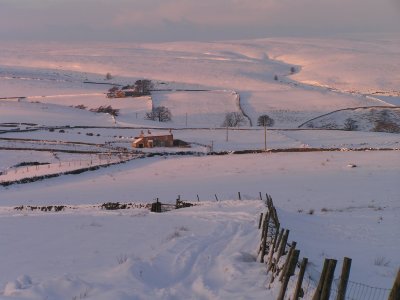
(277, 249, 300, 300)
(321, 259, 337, 300)
(260, 212, 271, 263)
(258, 212, 268, 253)
(274, 228, 285, 252)
(259, 192, 262, 200)
(238, 192, 241, 200)
(258, 213, 264, 229)
(215, 194, 219, 201)
(267, 194, 274, 207)
(313, 259, 330, 300)
(389, 269, 400, 300)
(267, 223, 280, 272)
(336, 257, 352, 300)
(277, 229, 290, 261)
(260, 212, 268, 241)
(271, 207, 279, 228)
(293, 257, 308, 300)
(279, 241, 297, 282)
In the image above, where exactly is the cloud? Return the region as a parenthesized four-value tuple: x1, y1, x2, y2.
(0, 0, 399, 42)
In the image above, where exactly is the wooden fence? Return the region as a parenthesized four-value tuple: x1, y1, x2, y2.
(257, 194, 399, 300)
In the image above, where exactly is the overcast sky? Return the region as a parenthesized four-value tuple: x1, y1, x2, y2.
(1, 0, 399, 42)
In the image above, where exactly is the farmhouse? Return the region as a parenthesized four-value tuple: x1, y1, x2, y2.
(132, 131, 174, 148)
(106, 80, 153, 98)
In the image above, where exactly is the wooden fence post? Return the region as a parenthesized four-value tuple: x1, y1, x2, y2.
(260, 212, 271, 263)
(259, 192, 262, 200)
(260, 212, 269, 241)
(238, 192, 241, 200)
(313, 259, 330, 300)
(267, 194, 274, 207)
(271, 207, 279, 228)
(336, 257, 352, 300)
(215, 194, 219, 201)
(279, 241, 297, 281)
(277, 249, 300, 300)
(258, 213, 264, 229)
(277, 229, 290, 261)
(320, 259, 337, 300)
(275, 228, 285, 252)
(293, 257, 308, 300)
(389, 269, 400, 300)
(267, 223, 280, 272)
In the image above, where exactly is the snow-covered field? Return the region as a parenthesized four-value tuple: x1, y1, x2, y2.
(0, 36, 399, 299)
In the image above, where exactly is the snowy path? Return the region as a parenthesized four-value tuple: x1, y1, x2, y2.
(0, 201, 272, 300)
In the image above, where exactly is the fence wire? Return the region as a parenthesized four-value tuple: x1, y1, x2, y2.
(343, 280, 391, 300)
(301, 264, 391, 300)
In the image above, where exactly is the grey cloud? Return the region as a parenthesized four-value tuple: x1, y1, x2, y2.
(0, 0, 398, 42)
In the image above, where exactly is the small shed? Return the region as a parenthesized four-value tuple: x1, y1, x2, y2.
(132, 131, 174, 148)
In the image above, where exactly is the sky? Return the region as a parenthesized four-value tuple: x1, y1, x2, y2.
(0, 0, 399, 42)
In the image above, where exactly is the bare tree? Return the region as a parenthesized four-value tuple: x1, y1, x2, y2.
(222, 112, 246, 127)
(146, 106, 172, 122)
(257, 114, 275, 127)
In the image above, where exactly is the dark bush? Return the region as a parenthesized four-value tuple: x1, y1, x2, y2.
(343, 118, 358, 131)
(90, 105, 119, 117)
(373, 120, 400, 133)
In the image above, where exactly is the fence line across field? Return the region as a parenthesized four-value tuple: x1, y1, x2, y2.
(0, 153, 135, 182)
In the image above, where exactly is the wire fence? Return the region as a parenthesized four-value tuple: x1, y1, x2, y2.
(340, 280, 391, 300)
(0, 152, 137, 186)
(257, 194, 396, 300)
(301, 260, 392, 300)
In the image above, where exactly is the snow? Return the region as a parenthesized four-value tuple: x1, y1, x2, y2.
(261, 36, 400, 94)
(0, 35, 399, 299)
(0, 100, 112, 127)
(151, 90, 242, 128)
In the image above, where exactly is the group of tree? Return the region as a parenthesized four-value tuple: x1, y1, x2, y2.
(146, 106, 172, 122)
(121, 79, 154, 95)
(222, 112, 275, 128)
(222, 112, 246, 127)
(133, 79, 153, 95)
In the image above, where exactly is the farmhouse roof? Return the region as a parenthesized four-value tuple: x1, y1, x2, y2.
(133, 137, 144, 144)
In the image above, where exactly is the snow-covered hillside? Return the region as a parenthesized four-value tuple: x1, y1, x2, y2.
(300, 107, 400, 132)
(0, 36, 399, 299)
